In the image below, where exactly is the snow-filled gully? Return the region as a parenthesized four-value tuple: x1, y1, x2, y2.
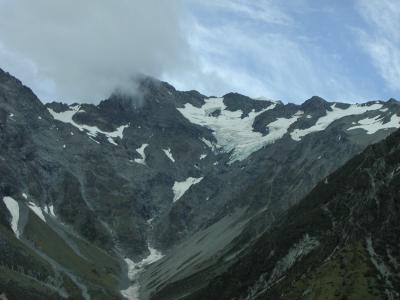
(121, 246, 163, 300)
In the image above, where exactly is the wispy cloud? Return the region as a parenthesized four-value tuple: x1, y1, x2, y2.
(189, 0, 292, 26)
(167, 0, 365, 102)
(0, 0, 395, 103)
(356, 0, 400, 92)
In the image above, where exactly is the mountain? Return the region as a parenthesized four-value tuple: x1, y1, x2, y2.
(0, 67, 400, 299)
(186, 118, 400, 300)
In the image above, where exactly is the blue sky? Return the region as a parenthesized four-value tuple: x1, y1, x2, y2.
(178, 0, 400, 102)
(0, 0, 399, 103)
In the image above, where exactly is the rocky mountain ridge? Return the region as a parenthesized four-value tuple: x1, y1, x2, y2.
(188, 117, 400, 300)
(0, 67, 400, 299)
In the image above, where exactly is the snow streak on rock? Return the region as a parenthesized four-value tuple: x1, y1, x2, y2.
(28, 202, 46, 222)
(162, 148, 175, 162)
(247, 234, 319, 299)
(43, 205, 56, 218)
(366, 236, 397, 300)
(48, 105, 129, 145)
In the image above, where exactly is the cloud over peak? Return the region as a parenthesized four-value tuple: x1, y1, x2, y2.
(0, 0, 399, 103)
(0, 0, 192, 102)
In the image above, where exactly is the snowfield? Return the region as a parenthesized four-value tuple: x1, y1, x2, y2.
(178, 98, 309, 163)
(347, 114, 400, 134)
(178, 99, 396, 163)
(178, 97, 296, 163)
(48, 105, 129, 145)
(291, 103, 383, 141)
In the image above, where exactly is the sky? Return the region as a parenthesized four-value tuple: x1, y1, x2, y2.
(0, 0, 399, 104)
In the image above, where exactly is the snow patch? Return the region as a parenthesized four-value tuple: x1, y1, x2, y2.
(107, 137, 117, 146)
(28, 202, 46, 222)
(178, 97, 287, 163)
(3, 197, 20, 238)
(120, 246, 163, 300)
(48, 105, 129, 145)
(134, 144, 148, 165)
(22, 193, 28, 199)
(291, 103, 382, 141)
(172, 177, 203, 202)
(347, 114, 400, 134)
(200, 154, 207, 160)
(49, 205, 56, 217)
(162, 148, 175, 162)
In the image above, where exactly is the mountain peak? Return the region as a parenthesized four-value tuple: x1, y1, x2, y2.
(387, 97, 399, 104)
(301, 95, 329, 111)
(305, 95, 327, 103)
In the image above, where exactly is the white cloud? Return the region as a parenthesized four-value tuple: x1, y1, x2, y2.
(166, 2, 363, 102)
(189, 0, 292, 26)
(0, 0, 385, 103)
(0, 0, 194, 102)
(0, 43, 56, 100)
(356, 0, 400, 92)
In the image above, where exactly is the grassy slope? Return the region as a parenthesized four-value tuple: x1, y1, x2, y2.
(282, 243, 383, 300)
(22, 210, 123, 297)
(0, 222, 67, 299)
(0, 208, 124, 299)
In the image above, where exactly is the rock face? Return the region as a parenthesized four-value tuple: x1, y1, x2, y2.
(187, 124, 400, 300)
(1, 67, 400, 299)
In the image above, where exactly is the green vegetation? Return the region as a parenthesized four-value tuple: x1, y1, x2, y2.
(22, 210, 122, 296)
(0, 266, 61, 300)
(284, 243, 383, 300)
